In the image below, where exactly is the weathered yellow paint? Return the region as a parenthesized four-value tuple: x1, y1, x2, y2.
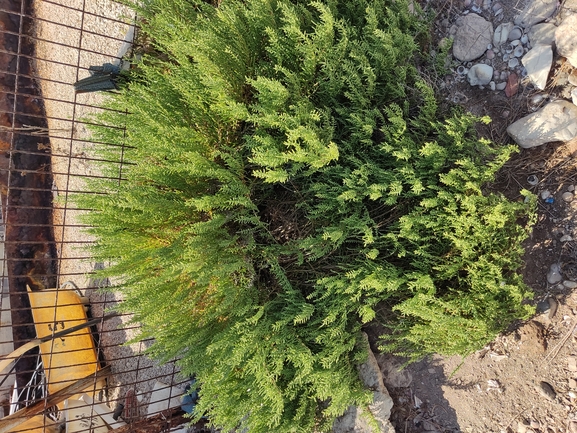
(6, 415, 57, 433)
(26, 286, 102, 406)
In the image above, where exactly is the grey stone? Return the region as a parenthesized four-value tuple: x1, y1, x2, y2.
(515, 0, 557, 28)
(572, 88, 577, 106)
(496, 81, 507, 90)
(508, 57, 520, 68)
(467, 63, 493, 85)
(521, 44, 553, 90)
(514, 45, 525, 57)
(547, 263, 563, 285)
(453, 14, 494, 61)
(494, 22, 514, 46)
(333, 335, 394, 433)
(528, 23, 557, 46)
(563, 280, 577, 289)
(563, 192, 574, 202)
(507, 100, 577, 148)
(508, 26, 523, 41)
(537, 381, 557, 401)
(556, 15, 577, 68)
(375, 355, 413, 389)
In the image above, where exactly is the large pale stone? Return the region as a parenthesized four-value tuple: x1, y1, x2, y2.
(522, 44, 553, 90)
(493, 22, 514, 47)
(515, 0, 557, 28)
(528, 23, 557, 46)
(467, 64, 493, 86)
(452, 14, 493, 61)
(555, 14, 577, 68)
(507, 100, 577, 148)
(333, 335, 394, 433)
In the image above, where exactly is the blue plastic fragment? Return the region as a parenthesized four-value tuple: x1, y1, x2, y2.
(545, 197, 554, 204)
(181, 377, 199, 414)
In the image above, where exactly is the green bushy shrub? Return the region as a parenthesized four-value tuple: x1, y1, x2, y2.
(76, 0, 536, 431)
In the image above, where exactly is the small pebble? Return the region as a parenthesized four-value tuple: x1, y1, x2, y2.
(530, 421, 540, 429)
(561, 235, 573, 242)
(496, 82, 507, 90)
(486, 50, 495, 59)
(527, 174, 538, 185)
(521, 34, 528, 44)
(511, 39, 521, 46)
(568, 185, 575, 192)
(570, 391, 577, 399)
(464, 0, 472, 6)
(514, 45, 524, 57)
(503, 53, 510, 61)
(492, 1, 502, 13)
(563, 280, 577, 289)
(502, 109, 510, 117)
(538, 381, 557, 400)
(547, 263, 563, 284)
(548, 297, 558, 318)
(509, 27, 522, 41)
(569, 378, 577, 389)
(508, 58, 519, 68)
(562, 192, 574, 202)
(500, 71, 508, 80)
(541, 190, 551, 200)
(536, 299, 550, 315)
(489, 81, 496, 90)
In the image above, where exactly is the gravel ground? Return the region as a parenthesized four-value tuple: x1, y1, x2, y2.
(32, 0, 186, 419)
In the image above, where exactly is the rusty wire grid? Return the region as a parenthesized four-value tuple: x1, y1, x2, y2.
(0, 1, 195, 432)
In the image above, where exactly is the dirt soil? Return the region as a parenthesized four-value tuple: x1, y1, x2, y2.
(374, 0, 577, 432)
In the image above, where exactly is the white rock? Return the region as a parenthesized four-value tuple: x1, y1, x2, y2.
(541, 190, 551, 199)
(453, 14, 494, 61)
(572, 88, 577, 106)
(333, 335, 394, 433)
(521, 44, 553, 90)
(496, 82, 507, 90)
(528, 23, 557, 46)
(507, 100, 577, 148)
(556, 14, 577, 67)
(508, 58, 519, 68)
(547, 263, 563, 285)
(467, 64, 494, 85)
(562, 192, 574, 202)
(515, 0, 557, 28)
(563, 280, 577, 289)
(514, 45, 525, 57)
(494, 22, 514, 46)
(561, 235, 573, 242)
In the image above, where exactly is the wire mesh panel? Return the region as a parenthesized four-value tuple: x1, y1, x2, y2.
(0, 1, 194, 431)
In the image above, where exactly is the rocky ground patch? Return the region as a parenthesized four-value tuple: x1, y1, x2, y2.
(350, 0, 577, 432)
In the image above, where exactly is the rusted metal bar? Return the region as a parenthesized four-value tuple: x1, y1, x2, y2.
(107, 408, 190, 433)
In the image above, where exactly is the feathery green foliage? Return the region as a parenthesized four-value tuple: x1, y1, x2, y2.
(75, 0, 536, 431)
